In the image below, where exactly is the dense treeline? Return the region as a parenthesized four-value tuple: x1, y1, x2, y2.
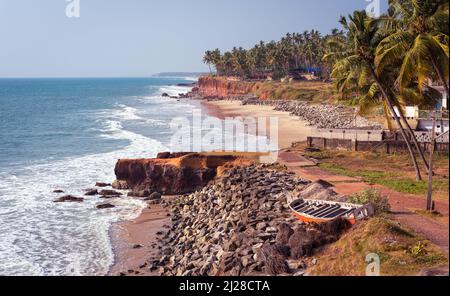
(203, 0, 449, 183)
(203, 30, 342, 79)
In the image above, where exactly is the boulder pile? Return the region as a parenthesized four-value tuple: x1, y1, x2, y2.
(155, 164, 351, 276)
(242, 99, 381, 129)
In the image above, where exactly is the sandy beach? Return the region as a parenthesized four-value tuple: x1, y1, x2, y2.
(108, 203, 171, 276)
(201, 100, 312, 149)
(108, 99, 312, 276)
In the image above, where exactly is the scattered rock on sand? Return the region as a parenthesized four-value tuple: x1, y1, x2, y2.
(97, 203, 115, 209)
(54, 195, 84, 203)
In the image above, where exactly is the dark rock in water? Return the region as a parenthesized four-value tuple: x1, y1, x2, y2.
(95, 182, 111, 188)
(54, 195, 84, 203)
(112, 180, 129, 190)
(84, 189, 98, 196)
(177, 83, 196, 87)
(161, 93, 169, 97)
(97, 203, 115, 209)
(99, 190, 122, 197)
(53, 189, 65, 194)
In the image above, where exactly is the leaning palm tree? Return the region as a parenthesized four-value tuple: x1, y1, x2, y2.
(374, 0, 449, 172)
(329, 10, 424, 180)
(203, 51, 214, 74)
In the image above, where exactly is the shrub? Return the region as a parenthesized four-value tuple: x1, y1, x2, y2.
(348, 188, 391, 215)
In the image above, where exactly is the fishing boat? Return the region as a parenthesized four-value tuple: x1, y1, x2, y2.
(289, 199, 374, 225)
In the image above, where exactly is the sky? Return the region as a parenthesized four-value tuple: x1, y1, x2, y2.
(0, 0, 388, 77)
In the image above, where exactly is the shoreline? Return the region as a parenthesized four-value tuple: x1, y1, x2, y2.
(108, 201, 171, 276)
(107, 96, 315, 276)
(201, 100, 313, 150)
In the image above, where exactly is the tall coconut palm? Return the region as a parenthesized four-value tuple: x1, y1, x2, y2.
(374, 0, 449, 172)
(329, 10, 424, 180)
(203, 50, 214, 74)
(375, 0, 449, 95)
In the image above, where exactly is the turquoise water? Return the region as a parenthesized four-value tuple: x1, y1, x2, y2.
(0, 77, 198, 275)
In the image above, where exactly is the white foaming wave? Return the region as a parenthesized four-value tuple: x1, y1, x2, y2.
(158, 85, 192, 97)
(0, 120, 169, 276)
(113, 104, 143, 121)
(183, 76, 199, 82)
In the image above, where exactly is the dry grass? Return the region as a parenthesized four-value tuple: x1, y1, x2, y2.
(309, 217, 448, 276)
(250, 80, 335, 102)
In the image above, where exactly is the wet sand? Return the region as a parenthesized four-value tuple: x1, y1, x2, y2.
(108, 203, 171, 276)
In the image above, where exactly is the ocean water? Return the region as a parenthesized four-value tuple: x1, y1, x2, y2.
(0, 77, 200, 276)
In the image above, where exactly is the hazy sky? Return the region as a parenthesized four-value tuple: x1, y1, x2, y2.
(0, 0, 388, 77)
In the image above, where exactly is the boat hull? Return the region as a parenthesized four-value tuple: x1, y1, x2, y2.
(289, 199, 371, 225)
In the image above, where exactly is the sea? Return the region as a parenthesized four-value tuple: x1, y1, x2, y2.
(0, 77, 209, 276)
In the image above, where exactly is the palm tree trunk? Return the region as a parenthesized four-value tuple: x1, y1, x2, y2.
(369, 67, 423, 181)
(431, 57, 449, 96)
(394, 102, 430, 173)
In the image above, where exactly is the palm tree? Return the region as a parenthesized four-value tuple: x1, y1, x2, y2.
(329, 10, 424, 180)
(203, 50, 214, 74)
(210, 49, 222, 75)
(376, 0, 449, 95)
(374, 0, 449, 172)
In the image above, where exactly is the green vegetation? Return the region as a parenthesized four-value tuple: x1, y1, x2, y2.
(349, 189, 391, 215)
(325, 1, 449, 181)
(251, 80, 334, 102)
(309, 217, 448, 276)
(204, 0, 449, 184)
(319, 162, 448, 196)
(203, 30, 336, 80)
(303, 147, 449, 199)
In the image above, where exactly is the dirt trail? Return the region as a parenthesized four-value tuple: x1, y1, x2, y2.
(279, 151, 449, 255)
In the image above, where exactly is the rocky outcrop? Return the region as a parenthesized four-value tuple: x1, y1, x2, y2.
(153, 164, 350, 276)
(198, 76, 257, 99)
(114, 153, 252, 195)
(242, 99, 381, 129)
